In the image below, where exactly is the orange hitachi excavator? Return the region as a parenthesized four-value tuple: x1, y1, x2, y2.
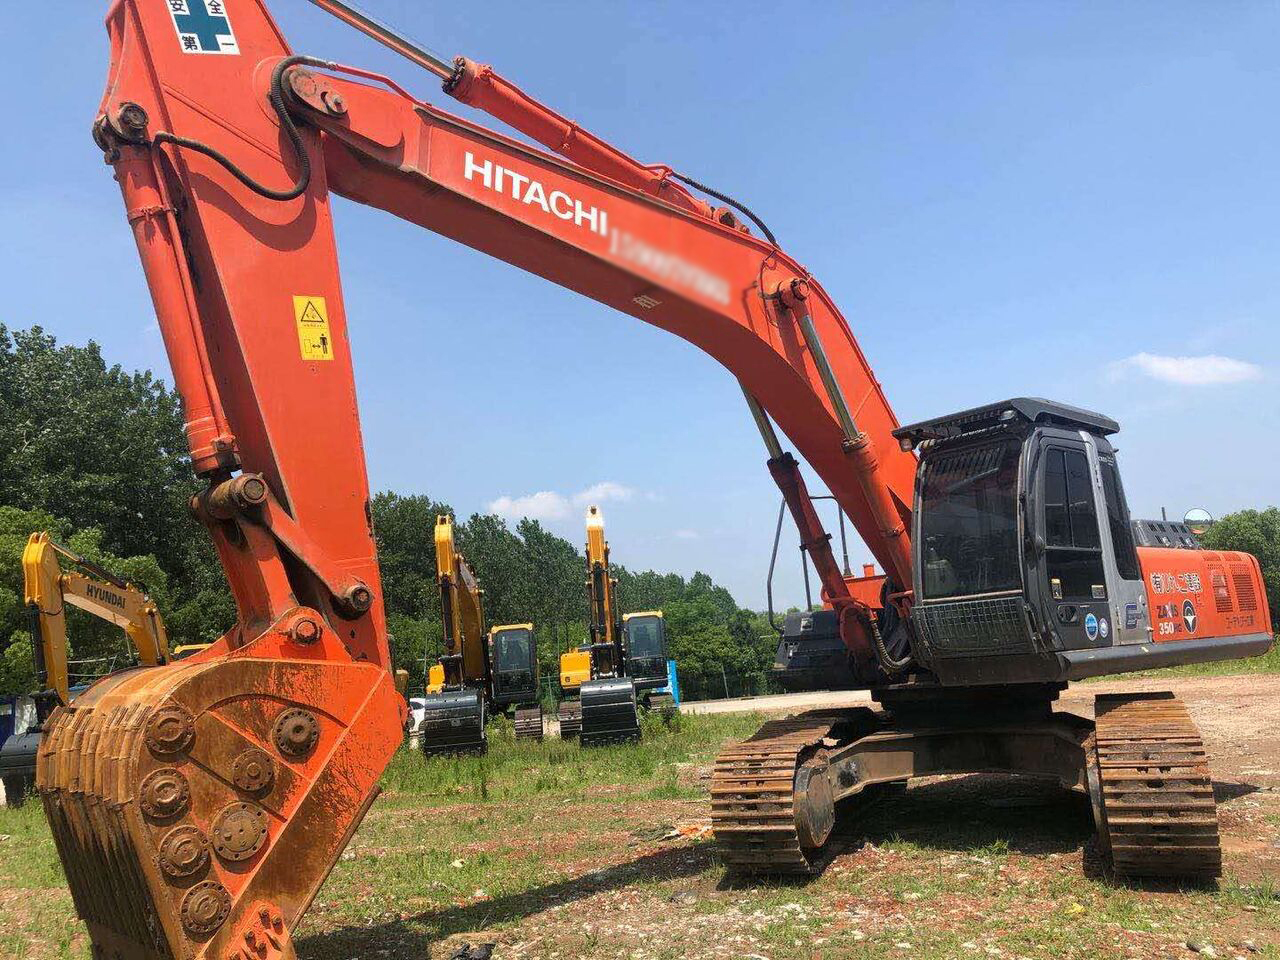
(45, 1, 1272, 957)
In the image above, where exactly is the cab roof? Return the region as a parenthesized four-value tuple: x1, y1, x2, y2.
(893, 397, 1119, 449)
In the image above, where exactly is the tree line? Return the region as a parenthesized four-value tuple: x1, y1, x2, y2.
(0, 326, 775, 696)
(2, 325, 1277, 697)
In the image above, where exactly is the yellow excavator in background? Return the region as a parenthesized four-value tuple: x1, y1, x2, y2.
(421, 516, 542, 753)
(558, 507, 674, 744)
(1, 533, 175, 802)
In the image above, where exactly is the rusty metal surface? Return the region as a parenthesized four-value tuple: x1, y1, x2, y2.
(140, 767, 191, 819)
(232, 748, 276, 794)
(1090, 692, 1222, 880)
(211, 802, 269, 862)
(181, 881, 231, 937)
(271, 708, 319, 758)
(36, 623, 403, 959)
(158, 825, 210, 879)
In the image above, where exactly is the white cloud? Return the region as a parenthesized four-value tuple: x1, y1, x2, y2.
(572, 481, 635, 505)
(673, 529, 699, 540)
(487, 481, 639, 522)
(486, 490, 571, 521)
(1111, 352, 1263, 386)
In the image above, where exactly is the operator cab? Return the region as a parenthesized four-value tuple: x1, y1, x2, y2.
(621, 611, 670, 692)
(487, 624, 539, 708)
(895, 398, 1148, 686)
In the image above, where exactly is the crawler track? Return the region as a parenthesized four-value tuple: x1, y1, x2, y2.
(1091, 692, 1222, 880)
(514, 705, 544, 741)
(710, 712, 839, 874)
(558, 700, 581, 740)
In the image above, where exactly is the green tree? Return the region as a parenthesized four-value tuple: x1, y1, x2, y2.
(1200, 507, 1280, 631)
(370, 491, 452, 621)
(0, 326, 196, 575)
(0, 326, 234, 649)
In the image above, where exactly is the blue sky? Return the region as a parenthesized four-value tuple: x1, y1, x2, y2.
(2, 2, 1277, 611)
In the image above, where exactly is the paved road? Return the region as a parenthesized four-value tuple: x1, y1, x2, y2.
(681, 689, 872, 715)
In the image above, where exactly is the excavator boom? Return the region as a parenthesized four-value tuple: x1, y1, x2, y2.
(2, 533, 172, 807)
(22, 533, 170, 703)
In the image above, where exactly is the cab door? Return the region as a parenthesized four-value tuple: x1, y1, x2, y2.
(1038, 439, 1111, 649)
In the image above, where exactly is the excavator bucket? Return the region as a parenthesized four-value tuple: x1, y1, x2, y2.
(579, 678, 641, 747)
(418, 689, 487, 756)
(36, 628, 403, 960)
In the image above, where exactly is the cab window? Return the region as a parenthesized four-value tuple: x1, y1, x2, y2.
(1100, 460, 1140, 581)
(1043, 448, 1106, 599)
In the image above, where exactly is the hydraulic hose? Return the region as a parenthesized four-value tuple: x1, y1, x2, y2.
(872, 581, 914, 676)
(669, 171, 779, 247)
(143, 55, 332, 202)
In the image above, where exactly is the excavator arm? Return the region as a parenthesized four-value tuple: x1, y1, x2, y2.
(433, 515, 487, 689)
(44, 2, 918, 956)
(584, 506, 620, 657)
(21, 532, 170, 704)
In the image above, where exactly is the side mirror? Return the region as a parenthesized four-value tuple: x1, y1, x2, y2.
(1034, 535, 1046, 558)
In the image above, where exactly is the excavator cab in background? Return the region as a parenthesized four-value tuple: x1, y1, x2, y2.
(1, 533, 171, 803)
(488, 623, 544, 741)
(621, 611, 676, 715)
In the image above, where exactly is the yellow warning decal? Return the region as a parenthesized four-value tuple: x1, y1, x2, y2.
(293, 295, 333, 361)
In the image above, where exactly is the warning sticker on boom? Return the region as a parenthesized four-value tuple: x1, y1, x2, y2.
(293, 296, 334, 361)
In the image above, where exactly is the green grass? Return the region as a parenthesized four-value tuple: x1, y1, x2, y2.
(381, 708, 760, 804)
(1, 708, 1278, 960)
(1086, 634, 1280, 681)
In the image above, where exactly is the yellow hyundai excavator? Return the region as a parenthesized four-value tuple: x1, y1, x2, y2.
(421, 516, 542, 753)
(1, 533, 173, 801)
(558, 507, 673, 744)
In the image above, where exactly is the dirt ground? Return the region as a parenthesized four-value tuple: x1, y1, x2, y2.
(310, 675, 1280, 960)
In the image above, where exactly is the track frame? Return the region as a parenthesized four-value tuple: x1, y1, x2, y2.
(713, 690, 1221, 881)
